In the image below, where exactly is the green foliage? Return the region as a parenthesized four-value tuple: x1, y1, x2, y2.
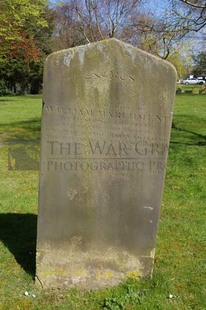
(0, 80, 12, 96)
(0, 0, 48, 41)
(0, 1, 54, 95)
(193, 51, 206, 76)
(168, 54, 188, 79)
(103, 281, 146, 309)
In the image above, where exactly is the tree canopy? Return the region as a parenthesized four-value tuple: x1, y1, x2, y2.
(0, 0, 53, 94)
(171, 0, 206, 33)
(0, 0, 205, 95)
(0, 0, 48, 42)
(193, 51, 206, 76)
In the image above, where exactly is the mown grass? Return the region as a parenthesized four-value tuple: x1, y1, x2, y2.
(0, 94, 206, 309)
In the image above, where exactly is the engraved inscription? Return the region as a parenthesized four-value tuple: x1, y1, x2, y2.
(85, 70, 135, 81)
(43, 101, 171, 175)
(44, 104, 170, 123)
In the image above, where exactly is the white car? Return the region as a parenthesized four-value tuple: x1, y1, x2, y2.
(183, 78, 199, 85)
(183, 78, 205, 85)
(197, 77, 206, 84)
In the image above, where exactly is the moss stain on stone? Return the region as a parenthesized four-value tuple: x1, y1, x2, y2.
(126, 270, 141, 279)
(96, 271, 113, 280)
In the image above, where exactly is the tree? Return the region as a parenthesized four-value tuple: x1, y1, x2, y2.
(131, 0, 206, 60)
(52, 0, 188, 60)
(0, 0, 54, 94)
(53, 1, 87, 50)
(74, 0, 142, 41)
(167, 53, 189, 79)
(122, 14, 183, 59)
(0, 33, 41, 93)
(52, 0, 143, 50)
(0, 0, 48, 42)
(170, 0, 206, 33)
(193, 51, 206, 76)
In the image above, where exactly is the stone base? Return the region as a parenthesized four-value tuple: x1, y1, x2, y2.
(36, 240, 155, 289)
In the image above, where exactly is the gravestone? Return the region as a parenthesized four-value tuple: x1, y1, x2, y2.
(192, 86, 199, 94)
(202, 84, 206, 93)
(36, 39, 176, 289)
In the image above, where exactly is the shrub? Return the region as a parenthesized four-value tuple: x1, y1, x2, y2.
(0, 80, 12, 96)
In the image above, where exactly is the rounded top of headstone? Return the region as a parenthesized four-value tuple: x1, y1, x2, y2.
(46, 38, 177, 79)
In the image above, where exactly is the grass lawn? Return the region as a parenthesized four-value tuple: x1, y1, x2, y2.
(0, 94, 206, 309)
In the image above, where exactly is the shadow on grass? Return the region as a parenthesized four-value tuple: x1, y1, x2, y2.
(0, 118, 41, 141)
(172, 123, 206, 143)
(0, 118, 41, 131)
(171, 115, 206, 146)
(0, 98, 16, 102)
(0, 213, 37, 278)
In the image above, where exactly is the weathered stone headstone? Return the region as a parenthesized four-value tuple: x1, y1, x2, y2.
(36, 39, 176, 289)
(202, 84, 206, 93)
(192, 86, 199, 94)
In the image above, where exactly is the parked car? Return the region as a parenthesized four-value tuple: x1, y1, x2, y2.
(183, 78, 199, 85)
(197, 77, 206, 84)
(183, 77, 205, 85)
